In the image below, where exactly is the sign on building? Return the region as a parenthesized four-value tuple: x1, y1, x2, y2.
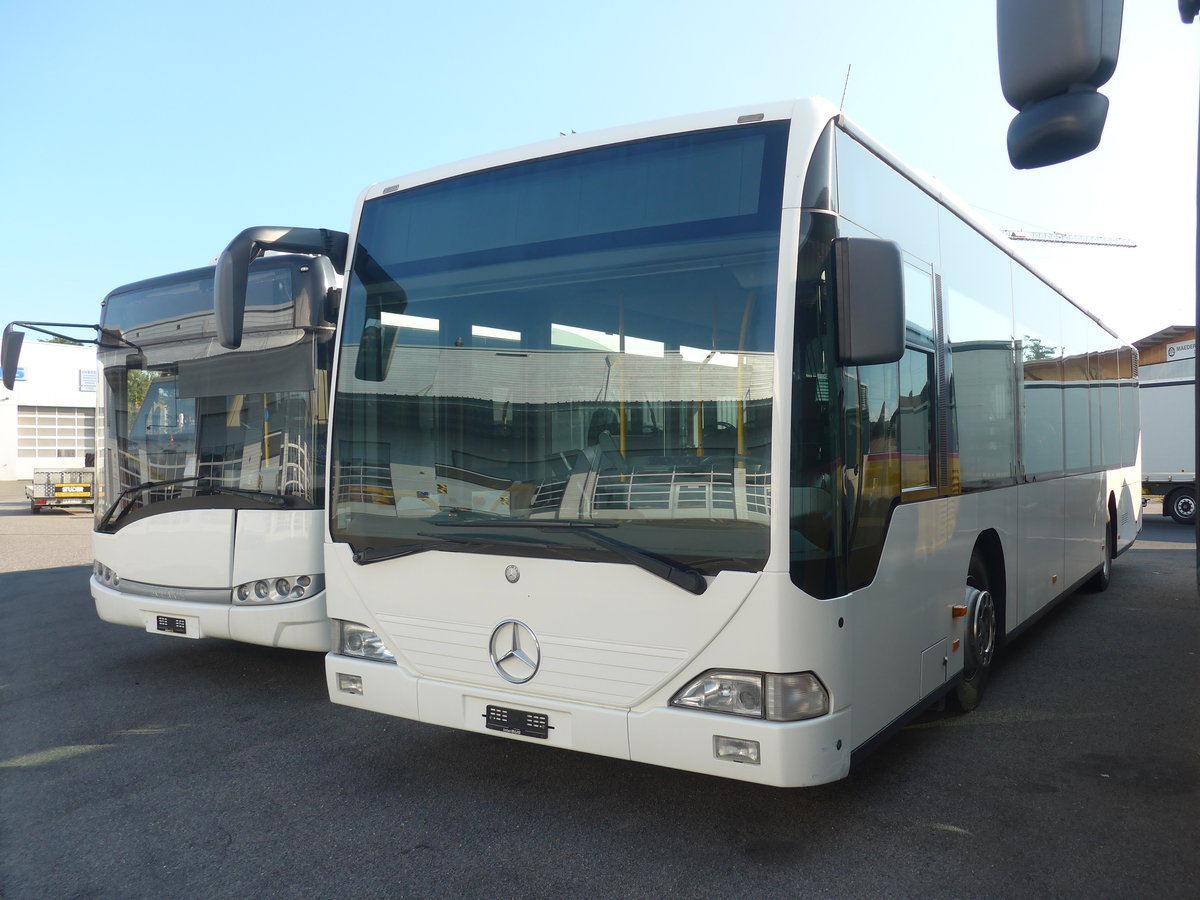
(1166, 340, 1196, 362)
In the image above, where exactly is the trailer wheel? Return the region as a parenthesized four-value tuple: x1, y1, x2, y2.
(1166, 488, 1196, 526)
(29, 501, 40, 515)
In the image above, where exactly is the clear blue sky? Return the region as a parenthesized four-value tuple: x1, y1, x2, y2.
(1, 1, 1195, 342)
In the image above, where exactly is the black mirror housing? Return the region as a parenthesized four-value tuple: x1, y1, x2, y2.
(832, 237, 905, 366)
(997, 0, 1123, 168)
(2, 325, 25, 391)
(1006, 90, 1109, 169)
(214, 226, 349, 350)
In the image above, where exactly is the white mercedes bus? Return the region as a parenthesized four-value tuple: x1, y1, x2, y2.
(215, 98, 1140, 785)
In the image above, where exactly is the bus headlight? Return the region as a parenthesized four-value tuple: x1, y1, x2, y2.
(232, 573, 324, 605)
(335, 620, 396, 664)
(93, 561, 120, 588)
(671, 670, 829, 721)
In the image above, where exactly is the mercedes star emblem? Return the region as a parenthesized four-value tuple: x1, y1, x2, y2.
(489, 619, 540, 684)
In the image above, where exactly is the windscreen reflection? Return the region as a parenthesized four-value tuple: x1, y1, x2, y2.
(96, 342, 324, 529)
(331, 123, 788, 574)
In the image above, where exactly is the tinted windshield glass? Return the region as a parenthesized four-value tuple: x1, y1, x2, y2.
(103, 266, 295, 344)
(331, 123, 787, 574)
(96, 339, 328, 529)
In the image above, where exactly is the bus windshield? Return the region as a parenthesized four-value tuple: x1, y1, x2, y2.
(97, 339, 325, 530)
(330, 122, 788, 574)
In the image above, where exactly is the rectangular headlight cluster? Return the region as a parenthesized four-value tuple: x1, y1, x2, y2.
(334, 620, 396, 664)
(670, 670, 829, 721)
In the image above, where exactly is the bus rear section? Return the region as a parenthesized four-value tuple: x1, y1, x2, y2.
(90, 254, 339, 650)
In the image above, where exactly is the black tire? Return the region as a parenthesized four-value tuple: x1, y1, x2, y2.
(952, 554, 996, 713)
(1084, 507, 1114, 593)
(29, 501, 40, 515)
(1166, 488, 1196, 526)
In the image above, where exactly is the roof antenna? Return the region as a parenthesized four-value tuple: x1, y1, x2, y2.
(839, 64, 852, 111)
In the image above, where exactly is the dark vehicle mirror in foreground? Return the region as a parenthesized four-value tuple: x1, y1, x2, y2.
(832, 237, 905, 366)
(3, 321, 123, 391)
(1, 324, 24, 391)
(997, 0, 1123, 168)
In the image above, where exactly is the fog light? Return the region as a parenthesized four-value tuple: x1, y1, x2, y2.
(336, 673, 364, 695)
(714, 735, 760, 765)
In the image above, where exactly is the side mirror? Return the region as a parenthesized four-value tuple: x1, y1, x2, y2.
(997, 0, 1123, 169)
(214, 226, 349, 349)
(832, 237, 905, 366)
(1, 324, 25, 391)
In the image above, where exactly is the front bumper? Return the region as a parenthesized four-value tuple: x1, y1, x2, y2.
(325, 654, 851, 787)
(91, 577, 331, 651)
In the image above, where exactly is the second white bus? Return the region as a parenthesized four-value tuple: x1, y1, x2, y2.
(90, 254, 340, 649)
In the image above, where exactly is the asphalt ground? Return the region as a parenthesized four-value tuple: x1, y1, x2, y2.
(1, 484, 1197, 898)
(0, 480, 94, 574)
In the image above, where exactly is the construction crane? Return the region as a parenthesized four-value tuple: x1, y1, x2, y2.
(1002, 229, 1136, 248)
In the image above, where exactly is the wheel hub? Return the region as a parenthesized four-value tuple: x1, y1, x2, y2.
(964, 585, 995, 670)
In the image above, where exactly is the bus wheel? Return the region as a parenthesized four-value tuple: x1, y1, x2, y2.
(1166, 488, 1196, 526)
(953, 555, 996, 712)
(1084, 508, 1114, 593)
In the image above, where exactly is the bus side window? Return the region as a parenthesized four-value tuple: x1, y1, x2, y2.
(899, 346, 936, 490)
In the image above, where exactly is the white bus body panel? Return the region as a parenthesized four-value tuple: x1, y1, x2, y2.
(231, 509, 325, 585)
(324, 540, 856, 786)
(93, 509, 236, 587)
(91, 508, 329, 650)
(325, 465, 1134, 786)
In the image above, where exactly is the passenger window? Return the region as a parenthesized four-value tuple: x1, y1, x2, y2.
(899, 347, 935, 489)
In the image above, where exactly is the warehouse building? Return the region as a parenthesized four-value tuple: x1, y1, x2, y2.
(0, 340, 97, 481)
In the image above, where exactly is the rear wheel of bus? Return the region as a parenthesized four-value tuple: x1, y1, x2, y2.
(952, 553, 996, 713)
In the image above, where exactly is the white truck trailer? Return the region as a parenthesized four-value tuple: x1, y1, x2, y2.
(1140, 373, 1195, 524)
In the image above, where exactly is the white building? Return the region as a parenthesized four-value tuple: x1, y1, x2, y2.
(0, 341, 98, 480)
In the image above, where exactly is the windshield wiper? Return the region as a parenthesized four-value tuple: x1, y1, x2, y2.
(565, 526, 708, 595)
(434, 518, 707, 595)
(98, 475, 208, 531)
(431, 517, 617, 529)
(198, 484, 290, 507)
(353, 532, 559, 565)
(99, 477, 294, 531)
